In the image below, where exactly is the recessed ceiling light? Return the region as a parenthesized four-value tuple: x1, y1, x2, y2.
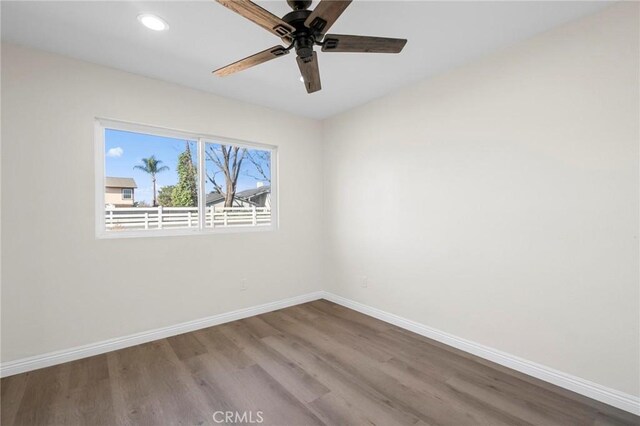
(138, 14, 169, 31)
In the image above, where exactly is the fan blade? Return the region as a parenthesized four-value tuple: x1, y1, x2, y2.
(322, 34, 407, 53)
(216, 0, 295, 38)
(297, 52, 321, 93)
(213, 45, 289, 77)
(304, 0, 352, 35)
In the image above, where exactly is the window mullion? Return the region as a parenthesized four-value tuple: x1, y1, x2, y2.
(198, 137, 206, 231)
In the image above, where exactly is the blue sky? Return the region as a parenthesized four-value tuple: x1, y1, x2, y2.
(105, 129, 271, 204)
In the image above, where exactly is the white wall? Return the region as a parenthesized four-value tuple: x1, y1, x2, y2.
(322, 2, 639, 397)
(0, 43, 323, 362)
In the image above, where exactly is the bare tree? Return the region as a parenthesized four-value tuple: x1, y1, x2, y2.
(245, 150, 271, 184)
(206, 144, 247, 207)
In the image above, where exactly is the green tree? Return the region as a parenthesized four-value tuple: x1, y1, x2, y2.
(171, 143, 198, 207)
(157, 185, 175, 207)
(133, 155, 169, 207)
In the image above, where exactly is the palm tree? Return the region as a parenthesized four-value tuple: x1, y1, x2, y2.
(134, 156, 169, 207)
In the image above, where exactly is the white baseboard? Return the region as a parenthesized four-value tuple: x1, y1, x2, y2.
(0, 291, 324, 379)
(321, 291, 640, 416)
(2, 290, 638, 416)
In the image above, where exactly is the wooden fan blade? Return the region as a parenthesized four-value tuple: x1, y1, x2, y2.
(213, 45, 289, 77)
(216, 0, 295, 38)
(297, 52, 321, 93)
(304, 0, 352, 35)
(322, 34, 407, 53)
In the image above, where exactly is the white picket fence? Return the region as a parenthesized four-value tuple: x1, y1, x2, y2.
(105, 206, 271, 230)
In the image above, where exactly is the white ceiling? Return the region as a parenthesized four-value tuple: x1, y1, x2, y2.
(1, 1, 611, 119)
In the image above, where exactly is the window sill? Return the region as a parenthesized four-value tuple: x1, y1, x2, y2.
(96, 225, 277, 240)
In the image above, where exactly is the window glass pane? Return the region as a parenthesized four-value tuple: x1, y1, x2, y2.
(204, 142, 272, 228)
(104, 129, 198, 232)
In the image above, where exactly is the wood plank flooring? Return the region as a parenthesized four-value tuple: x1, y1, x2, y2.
(2, 300, 639, 425)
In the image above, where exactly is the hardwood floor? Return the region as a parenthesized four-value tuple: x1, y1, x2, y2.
(2, 300, 638, 425)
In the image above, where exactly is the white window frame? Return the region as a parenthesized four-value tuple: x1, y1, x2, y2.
(95, 118, 278, 239)
(121, 188, 133, 200)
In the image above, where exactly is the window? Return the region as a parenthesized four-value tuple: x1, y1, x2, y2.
(204, 142, 272, 228)
(96, 119, 277, 238)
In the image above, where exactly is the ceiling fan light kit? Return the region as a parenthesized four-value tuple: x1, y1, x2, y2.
(212, 0, 408, 94)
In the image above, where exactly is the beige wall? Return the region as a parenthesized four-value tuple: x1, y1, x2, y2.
(1, 43, 323, 362)
(105, 186, 134, 207)
(322, 3, 639, 397)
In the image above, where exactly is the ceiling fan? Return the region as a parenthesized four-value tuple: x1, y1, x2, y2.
(212, 0, 408, 94)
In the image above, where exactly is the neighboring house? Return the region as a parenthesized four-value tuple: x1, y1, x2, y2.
(105, 177, 137, 207)
(206, 184, 271, 209)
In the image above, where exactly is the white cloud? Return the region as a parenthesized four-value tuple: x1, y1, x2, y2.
(106, 147, 123, 158)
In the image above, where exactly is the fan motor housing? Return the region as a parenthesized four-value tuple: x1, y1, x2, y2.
(282, 9, 312, 32)
(282, 9, 317, 60)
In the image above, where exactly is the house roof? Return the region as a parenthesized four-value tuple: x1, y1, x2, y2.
(206, 192, 225, 205)
(206, 185, 270, 205)
(105, 177, 137, 188)
(237, 186, 270, 199)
